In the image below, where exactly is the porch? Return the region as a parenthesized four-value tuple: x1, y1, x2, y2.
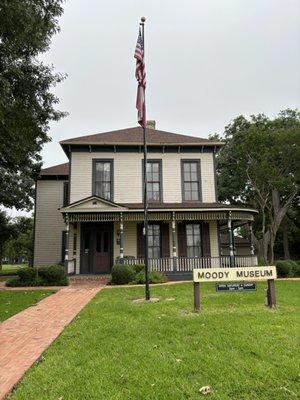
(60, 196, 258, 277)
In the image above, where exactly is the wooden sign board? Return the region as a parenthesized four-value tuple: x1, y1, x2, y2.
(193, 266, 277, 312)
(216, 283, 256, 292)
(193, 266, 277, 283)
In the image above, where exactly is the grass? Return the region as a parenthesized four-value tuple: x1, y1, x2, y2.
(0, 290, 54, 322)
(0, 264, 26, 276)
(9, 281, 300, 400)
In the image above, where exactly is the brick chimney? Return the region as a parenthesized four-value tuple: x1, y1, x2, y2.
(146, 120, 156, 130)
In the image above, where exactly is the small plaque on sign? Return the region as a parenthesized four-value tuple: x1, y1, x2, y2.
(216, 283, 256, 292)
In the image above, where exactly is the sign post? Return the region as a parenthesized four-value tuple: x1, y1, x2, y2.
(194, 282, 200, 312)
(267, 279, 276, 308)
(193, 266, 277, 311)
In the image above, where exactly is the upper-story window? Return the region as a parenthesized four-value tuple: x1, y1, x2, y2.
(63, 182, 69, 207)
(93, 160, 113, 200)
(146, 160, 162, 202)
(181, 160, 201, 201)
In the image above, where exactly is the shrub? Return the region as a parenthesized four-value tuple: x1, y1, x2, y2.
(6, 276, 44, 287)
(111, 264, 136, 285)
(38, 265, 68, 285)
(275, 260, 293, 278)
(18, 267, 38, 283)
(291, 261, 300, 277)
(132, 264, 145, 274)
(5, 265, 68, 287)
(132, 270, 166, 284)
(149, 271, 167, 284)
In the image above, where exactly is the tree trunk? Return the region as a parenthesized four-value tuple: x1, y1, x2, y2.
(0, 244, 2, 271)
(282, 225, 290, 260)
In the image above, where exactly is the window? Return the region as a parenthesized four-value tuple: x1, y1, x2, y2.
(148, 224, 161, 258)
(146, 160, 161, 201)
(186, 224, 202, 257)
(93, 160, 113, 200)
(181, 160, 201, 201)
(63, 182, 69, 206)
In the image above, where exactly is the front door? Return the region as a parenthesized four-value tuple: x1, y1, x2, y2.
(81, 223, 113, 274)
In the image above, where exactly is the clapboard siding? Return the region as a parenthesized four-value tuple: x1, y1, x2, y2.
(34, 180, 66, 266)
(113, 221, 137, 260)
(209, 221, 219, 257)
(70, 151, 216, 204)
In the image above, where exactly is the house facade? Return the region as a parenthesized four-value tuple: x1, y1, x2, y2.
(34, 123, 258, 277)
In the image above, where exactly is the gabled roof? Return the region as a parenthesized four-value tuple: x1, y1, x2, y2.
(40, 162, 69, 176)
(59, 195, 128, 212)
(60, 126, 223, 147)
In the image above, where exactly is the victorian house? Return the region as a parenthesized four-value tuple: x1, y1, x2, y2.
(33, 122, 257, 278)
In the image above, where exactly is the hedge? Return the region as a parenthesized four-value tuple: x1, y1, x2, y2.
(275, 260, 300, 278)
(111, 264, 166, 285)
(6, 265, 68, 287)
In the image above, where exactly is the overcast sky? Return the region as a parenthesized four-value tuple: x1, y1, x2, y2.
(40, 0, 300, 168)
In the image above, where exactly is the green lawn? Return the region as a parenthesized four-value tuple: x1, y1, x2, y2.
(0, 290, 54, 321)
(9, 281, 300, 400)
(0, 264, 26, 275)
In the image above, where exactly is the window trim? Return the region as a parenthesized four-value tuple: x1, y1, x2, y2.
(142, 159, 163, 202)
(92, 159, 114, 201)
(181, 159, 202, 202)
(186, 222, 202, 258)
(63, 181, 69, 207)
(148, 222, 161, 259)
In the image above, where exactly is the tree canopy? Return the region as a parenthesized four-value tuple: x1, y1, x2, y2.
(0, 0, 66, 210)
(214, 109, 300, 262)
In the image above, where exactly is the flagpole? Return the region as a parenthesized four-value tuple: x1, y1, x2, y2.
(140, 16, 150, 301)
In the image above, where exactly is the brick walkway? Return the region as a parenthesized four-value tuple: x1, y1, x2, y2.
(0, 286, 104, 399)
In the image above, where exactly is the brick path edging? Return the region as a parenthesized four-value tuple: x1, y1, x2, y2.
(0, 286, 104, 399)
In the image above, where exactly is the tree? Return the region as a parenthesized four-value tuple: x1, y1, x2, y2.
(0, 0, 66, 210)
(4, 216, 34, 264)
(214, 109, 300, 263)
(0, 211, 14, 269)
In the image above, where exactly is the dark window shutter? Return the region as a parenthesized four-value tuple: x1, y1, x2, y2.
(63, 182, 69, 206)
(61, 231, 67, 263)
(202, 222, 211, 257)
(177, 223, 187, 257)
(137, 223, 145, 258)
(161, 223, 170, 258)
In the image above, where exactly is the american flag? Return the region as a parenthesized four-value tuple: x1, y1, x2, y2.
(134, 28, 146, 128)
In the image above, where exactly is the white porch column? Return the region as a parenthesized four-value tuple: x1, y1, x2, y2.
(119, 213, 124, 263)
(172, 212, 177, 272)
(64, 213, 69, 273)
(227, 212, 235, 267)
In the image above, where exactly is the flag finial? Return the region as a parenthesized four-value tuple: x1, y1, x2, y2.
(141, 16, 146, 23)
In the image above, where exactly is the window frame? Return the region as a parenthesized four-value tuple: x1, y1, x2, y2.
(63, 181, 69, 207)
(142, 159, 163, 202)
(186, 223, 202, 258)
(148, 223, 161, 259)
(181, 159, 202, 202)
(92, 159, 114, 201)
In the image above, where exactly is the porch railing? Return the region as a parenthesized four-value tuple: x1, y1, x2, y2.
(121, 256, 258, 273)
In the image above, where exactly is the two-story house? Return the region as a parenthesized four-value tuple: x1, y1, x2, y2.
(33, 122, 258, 278)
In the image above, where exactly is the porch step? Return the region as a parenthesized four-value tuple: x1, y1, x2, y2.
(69, 275, 111, 286)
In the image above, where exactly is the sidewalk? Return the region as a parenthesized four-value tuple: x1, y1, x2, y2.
(0, 285, 104, 399)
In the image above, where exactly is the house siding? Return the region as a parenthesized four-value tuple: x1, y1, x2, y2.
(34, 180, 66, 266)
(70, 151, 216, 204)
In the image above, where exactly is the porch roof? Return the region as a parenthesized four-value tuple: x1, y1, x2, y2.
(60, 196, 257, 223)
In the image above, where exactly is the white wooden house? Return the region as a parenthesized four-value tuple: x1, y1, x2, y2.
(34, 122, 257, 278)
